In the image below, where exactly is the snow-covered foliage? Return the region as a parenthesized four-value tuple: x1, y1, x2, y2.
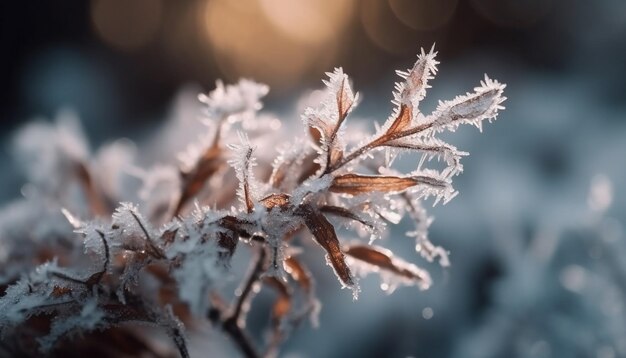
(0, 47, 505, 357)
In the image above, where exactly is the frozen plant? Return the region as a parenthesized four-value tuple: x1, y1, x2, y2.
(0, 47, 505, 357)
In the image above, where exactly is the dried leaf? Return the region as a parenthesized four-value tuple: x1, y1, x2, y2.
(336, 77, 354, 123)
(296, 205, 354, 289)
(260, 193, 290, 210)
(384, 104, 412, 136)
(330, 174, 419, 195)
(174, 144, 223, 217)
(344, 244, 431, 290)
(296, 154, 321, 184)
(264, 277, 292, 322)
(430, 75, 506, 132)
(308, 125, 322, 144)
(217, 215, 257, 241)
(284, 257, 313, 294)
(270, 144, 319, 189)
(320, 205, 375, 230)
(75, 162, 109, 216)
(283, 256, 321, 328)
(395, 45, 439, 108)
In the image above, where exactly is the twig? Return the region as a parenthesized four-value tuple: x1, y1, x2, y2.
(218, 246, 267, 358)
(229, 246, 267, 325)
(326, 122, 434, 174)
(129, 210, 166, 259)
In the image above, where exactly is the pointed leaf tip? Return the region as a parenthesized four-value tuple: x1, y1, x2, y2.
(296, 204, 354, 290)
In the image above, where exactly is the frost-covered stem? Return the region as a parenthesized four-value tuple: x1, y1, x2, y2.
(327, 121, 433, 173)
(325, 136, 384, 174)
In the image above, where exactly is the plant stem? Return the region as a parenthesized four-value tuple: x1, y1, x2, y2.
(326, 121, 434, 174)
(220, 246, 267, 358)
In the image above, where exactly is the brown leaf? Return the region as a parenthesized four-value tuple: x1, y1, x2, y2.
(308, 125, 322, 144)
(263, 277, 292, 322)
(385, 104, 412, 136)
(296, 154, 321, 184)
(284, 257, 313, 294)
(51, 285, 72, 298)
(307, 114, 334, 143)
(260, 193, 290, 210)
(296, 204, 354, 288)
(320, 205, 374, 230)
(330, 174, 419, 195)
(217, 215, 267, 244)
(344, 244, 430, 289)
(327, 146, 344, 170)
(270, 148, 319, 189)
(75, 162, 109, 216)
(336, 77, 354, 124)
(174, 145, 223, 217)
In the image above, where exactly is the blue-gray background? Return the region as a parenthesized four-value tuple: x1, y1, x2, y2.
(1, 1, 625, 357)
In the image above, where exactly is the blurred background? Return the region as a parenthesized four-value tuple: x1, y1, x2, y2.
(1, 0, 626, 357)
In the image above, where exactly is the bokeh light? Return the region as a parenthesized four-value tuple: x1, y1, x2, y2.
(203, 0, 354, 88)
(91, 0, 163, 51)
(259, 0, 353, 45)
(388, 0, 458, 32)
(360, 0, 418, 55)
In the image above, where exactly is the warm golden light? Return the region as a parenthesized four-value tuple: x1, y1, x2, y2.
(203, 0, 354, 89)
(91, 0, 163, 51)
(388, 0, 458, 31)
(360, 0, 417, 54)
(259, 0, 353, 45)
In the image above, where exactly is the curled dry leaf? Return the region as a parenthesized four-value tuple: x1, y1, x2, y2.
(284, 257, 312, 295)
(344, 244, 431, 291)
(260, 193, 290, 210)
